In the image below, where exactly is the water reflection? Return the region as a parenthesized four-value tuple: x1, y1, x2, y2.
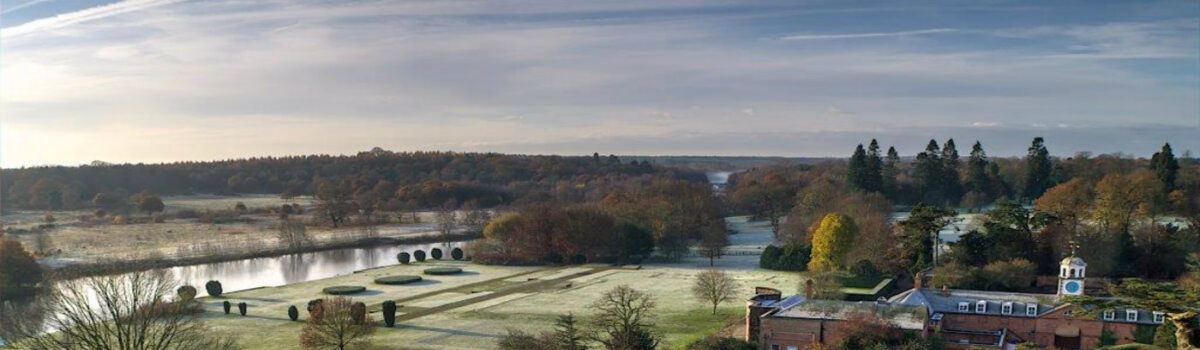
(1, 241, 467, 338)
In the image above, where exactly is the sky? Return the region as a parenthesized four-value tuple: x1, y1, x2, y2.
(1, 0, 1198, 167)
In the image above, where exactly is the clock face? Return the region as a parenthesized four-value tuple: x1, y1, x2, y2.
(1063, 280, 1082, 294)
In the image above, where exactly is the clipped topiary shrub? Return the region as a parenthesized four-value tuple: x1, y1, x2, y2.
(423, 267, 463, 275)
(382, 301, 397, 327)
(288, 305, 299, 321)
(431, 248, 443, 260)
(374, 275, 422, 285)
(451, 247, 464, 260)
(351, 302, 367, 324)
(397, 252, 411, 265)
(322, 286, 367, 295)
(176, 285, 197, 301)
(205, 280, 223, 297)
(237, 302, 247, 316)
(307, 299, 323, 313)
(413, 250, 426, 262)
(222, 301, 231, 314)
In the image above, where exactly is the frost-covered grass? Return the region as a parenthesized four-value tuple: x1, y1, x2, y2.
(193, 217, 802, 350)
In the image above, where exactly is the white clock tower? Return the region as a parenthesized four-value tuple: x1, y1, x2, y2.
(1058, 252, 1087, 297)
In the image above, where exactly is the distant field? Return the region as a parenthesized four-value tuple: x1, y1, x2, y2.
(199, 217, 801, 350)
(0, 195, 440, 263)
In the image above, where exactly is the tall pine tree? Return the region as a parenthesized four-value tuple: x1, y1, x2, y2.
(1022, 137, 1052, 200)
(967, 141, 991, 197)
(865, 139, 884, 193)
(916, 140, 944, 204)
(883, 146, 901, 199)
(847, 144, 868, 191)
(941, 139, 963, 203)
(1151, 142, 1180, 193)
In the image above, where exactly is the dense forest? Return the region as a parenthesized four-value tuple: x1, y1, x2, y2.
(730, 138, 1199, 284)
(0, 149, 704, 213)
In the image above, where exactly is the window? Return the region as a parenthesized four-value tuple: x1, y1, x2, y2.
(1153, 312, 1165, 324)
(1103, 310, 1116, 321)
(1026, 304, 1038, 316)
(957, 302, 969, 312)
(1126, 310, 1138, 322)
(771, 345, 780, 350)
(976, 300, 987, 313)
(1001, 302, 1013, 315)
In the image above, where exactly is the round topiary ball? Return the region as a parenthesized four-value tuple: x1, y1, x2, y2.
(423, 267, 463, 275)
(382, 300, 398, 327)
(288, 305, 299, 321)
(350, 302, 367, 324)
(374, 275, 423, 285)
(397, 252, 411, 265)
(413, 250, 426, 262)
(176, 285, 197, 301)
(222, 301, 231, 314)
(237, 302, 248, 316)
(430, 248, 443, 260)
(205, 280, 223, 297)
(451, 247, 464, 260)
(307, 299, 323, 313)
(322, 286, 367, 295)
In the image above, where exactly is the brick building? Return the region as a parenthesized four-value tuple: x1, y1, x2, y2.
(746, 256, 1171, 350)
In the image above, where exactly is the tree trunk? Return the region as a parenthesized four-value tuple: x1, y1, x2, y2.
(1172, 312, 1199, 350)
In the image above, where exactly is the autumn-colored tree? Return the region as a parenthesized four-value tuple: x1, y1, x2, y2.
(131, 190, 165, 217)
(301, 297, 376, 350)
(1035, 178, 1094, 238)
(691, 269, 739, 315)
(808, 213, 858, 272)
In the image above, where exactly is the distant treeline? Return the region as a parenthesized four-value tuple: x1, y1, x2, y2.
(0, 149, 706, 212)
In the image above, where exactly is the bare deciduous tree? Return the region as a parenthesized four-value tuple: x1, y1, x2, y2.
(277, 219, 311, 252)
(691, 269, 739, 315)
(590, 285, 659, 350)
(11, 271, 238, 350)
(300, 297, 375, 350)
(436, 201, 458, 246)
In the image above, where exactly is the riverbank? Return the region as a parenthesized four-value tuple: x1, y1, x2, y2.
(45, 231, 481, 280)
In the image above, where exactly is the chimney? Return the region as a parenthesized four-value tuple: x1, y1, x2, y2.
(914, 271, 925, 290)
(804, 280, 814, 299)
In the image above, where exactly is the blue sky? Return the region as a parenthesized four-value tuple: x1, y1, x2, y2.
(1, 0, 1197, 167)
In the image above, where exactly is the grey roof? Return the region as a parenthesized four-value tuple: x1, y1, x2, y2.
(766, 298, 928, 330)
(889, 288, 1166, 326)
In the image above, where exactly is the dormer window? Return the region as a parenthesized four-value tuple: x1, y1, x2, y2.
(975, 301, 987, 313)
(1026, 304, 1038, 316)
(1153, 312, 1165, 324)
(957, 302, 969, 312)
(1126, 310, 1138, 321)
(1001, 302, 1013, 315)
(1103, 310, 1116, 321)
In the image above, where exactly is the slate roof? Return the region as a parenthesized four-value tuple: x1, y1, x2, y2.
(889, 288, 1166, 326)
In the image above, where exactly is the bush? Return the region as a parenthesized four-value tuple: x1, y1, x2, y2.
(451, 247, 465, 260)
(222, 301, 231, 314)
(431, 248, 443, 260)
(759, 243, 810, 271)
(850, 260, 880, 279)
(237, 302, 247, 316)
(205, 280, 223, 297)
(397, 252, 411, 264)
(351, 302, 367, 324)
(307, 299, 323, 312)
(288, 305, 299, 321)
(382, 301, 397, 327)
(374, 275, 423, 285)
(424, 267, 463, 275)
(322, 286, 367, 295)
(414, 250, 426, 262)
(687, 336, 757, 350)
(176, 285, 197, 301)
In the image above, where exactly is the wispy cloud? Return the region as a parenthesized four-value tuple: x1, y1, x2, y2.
(1, 0, 181, 38)
(780, 28, 956, 41)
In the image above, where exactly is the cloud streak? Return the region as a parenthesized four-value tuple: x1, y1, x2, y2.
(780, 28, 956, 41)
